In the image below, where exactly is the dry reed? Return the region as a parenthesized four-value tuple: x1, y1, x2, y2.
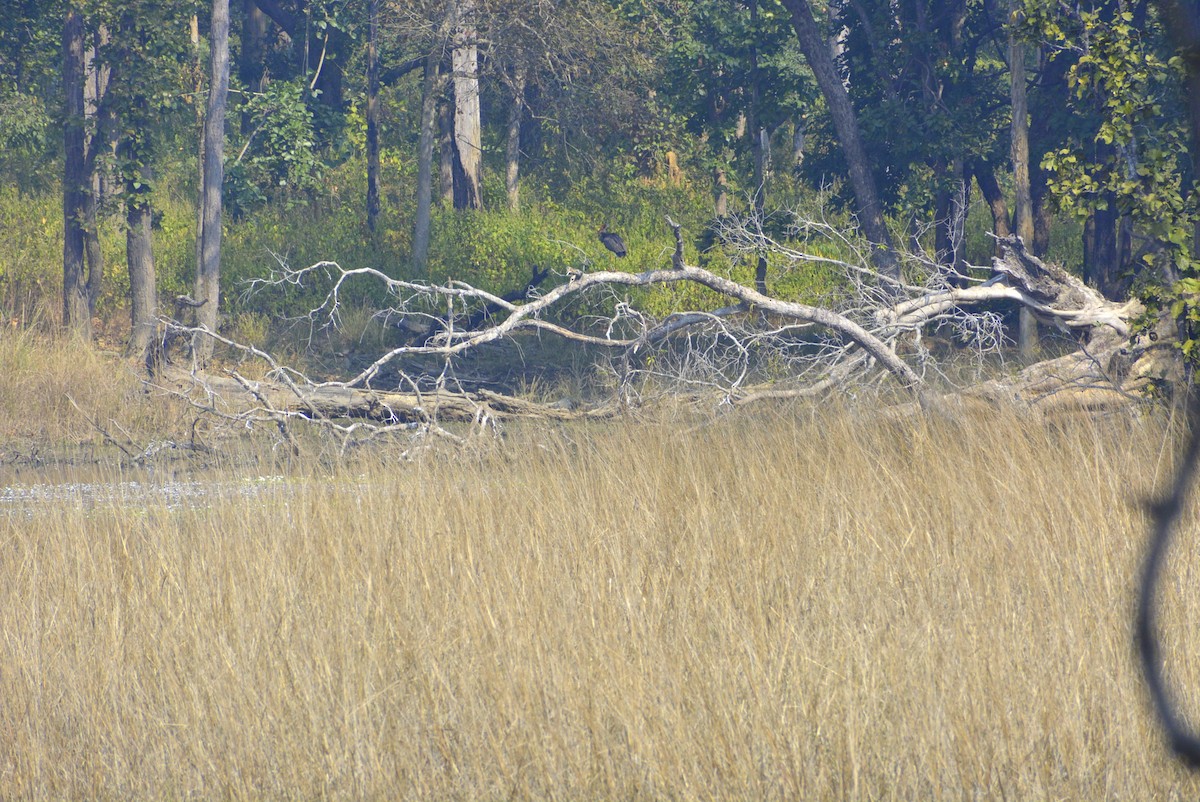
(3, 403, 1200, 799)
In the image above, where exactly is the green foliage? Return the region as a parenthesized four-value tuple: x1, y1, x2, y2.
(0, 87, 51, 191)
(1039, 6, 1195, 257)
(226, 79, 325, 217)
(663, 0, 814, 170)
(1030, 2, 1200, 358)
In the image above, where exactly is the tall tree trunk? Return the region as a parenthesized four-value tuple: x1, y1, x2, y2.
(1084, 195, 1120, 297)
(240, 0, 267, 133)
(780, 0, 899, 279)
(438, 93, 455, 204)
(366, 0, 380, 231)
(62, 8, 91, 339)
(83, 26, 106, 315)
(194, 0, 231, 365)
(505, 66, 525, 212)
(125, 171, 157, 358)
(750, 0, 768, 295)
(451, 0, 482, 210)
(1010, 12, 1038, 357)
(413, 56, 442, 274)
(1010, 30, 1034, 245)
(1154, 1, 1200, 256)
(191, 14, 205, 328)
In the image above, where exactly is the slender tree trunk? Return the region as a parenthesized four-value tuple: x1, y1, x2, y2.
(62, 8, 91, 339)
(125, 170, 157, 358)
(505, 66, 525, 212)
(451, 0, 482, 210)
(1010, 12, 1038, 357)
(1010, 31, 1033, 245)
(194, 0, 230, 365)
(413, 56, 442, 274)
(366, 0, 380, 231)
(749, 0, 768, 294)
(1084, 196, 1120, 296)
(780, 0, 899, 279)
(240, 0, 267, 132)
(83, 27, 106, 315)
(438, 94, 455, 204)
(191, 14, 205, 326)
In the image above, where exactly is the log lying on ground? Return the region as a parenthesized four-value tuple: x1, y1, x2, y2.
(152, 230, 1181, 430)
(155, 365, 614, 425)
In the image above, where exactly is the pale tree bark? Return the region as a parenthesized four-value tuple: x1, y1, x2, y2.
(194, 0, 231, 365)
(63, 8, 91, 339)
(366, 0, 380, 231)
(1010, 8, 1038, 357)
(125, 172, 158, 358)
(505, 66, 525, 212)
(780, 0, 900, 279)
(438, 95, 455, 204)
(413, 57, 443, 274)
(451, 0, 482, 210)
(191, 14, 205, 325)
(82, 26, 107, 316)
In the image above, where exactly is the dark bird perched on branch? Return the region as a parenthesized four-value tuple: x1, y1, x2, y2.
(598, 224, 627, 257)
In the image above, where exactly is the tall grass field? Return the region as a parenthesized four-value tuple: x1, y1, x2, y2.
(3, 404, 1200, 799)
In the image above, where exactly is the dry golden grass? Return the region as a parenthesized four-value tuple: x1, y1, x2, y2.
(0, 328, 184, 446)
(3, 404, 1200, 799)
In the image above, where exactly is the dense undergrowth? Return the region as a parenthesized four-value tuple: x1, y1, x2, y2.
(0, 151, 1085, 360)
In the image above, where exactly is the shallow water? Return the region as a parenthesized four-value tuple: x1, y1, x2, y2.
(0, 470, 291, 515)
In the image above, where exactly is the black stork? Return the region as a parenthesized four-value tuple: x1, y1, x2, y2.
(598, 224, 628, 258)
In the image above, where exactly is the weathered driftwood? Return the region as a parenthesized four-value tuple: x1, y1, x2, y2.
(156, 366, 615, 425)
(155, 228, 1179, 429)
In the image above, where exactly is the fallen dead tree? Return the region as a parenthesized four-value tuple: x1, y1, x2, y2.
(153, 216, 1180, 447)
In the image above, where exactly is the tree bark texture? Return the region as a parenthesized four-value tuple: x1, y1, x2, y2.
(1009, 16, 1039, 357)
(505, 67, 525, 212)
(82, 27, 106, 314)
(438, 94, 455, 204)
(413, 57, 442, 274)
(780, 0, 900, 279)
(1010, 25, 1034, 245)
(451, 0, 482, 210)
(126, 174, 158, 358)
(194, 0, 231, 365)
(240, 0, 268, 131)
(63, 8, 91, 339)
(366, 0, 380, 231)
